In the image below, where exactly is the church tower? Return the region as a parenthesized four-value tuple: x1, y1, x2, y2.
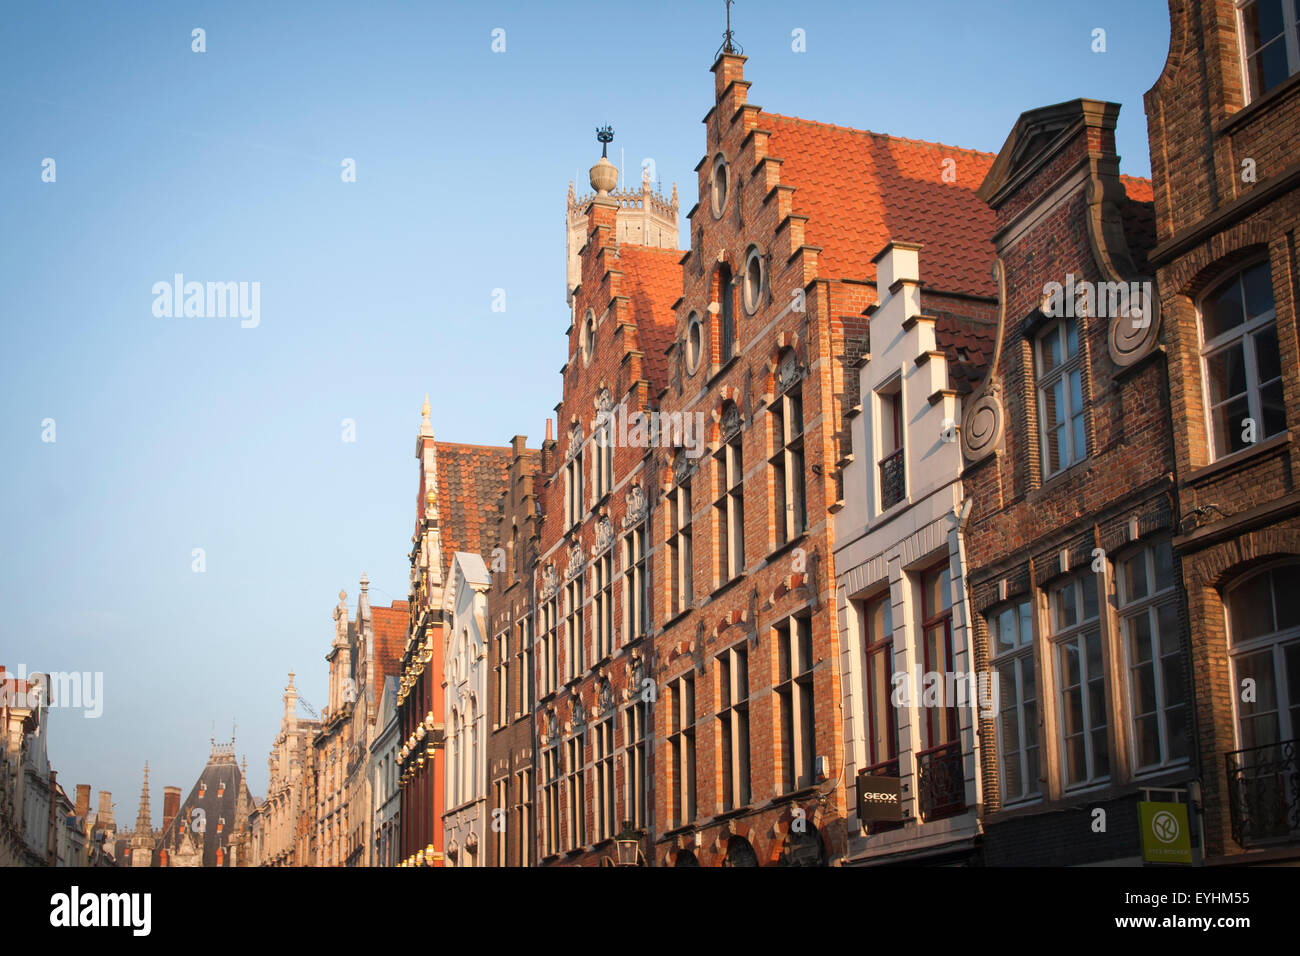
(129, 762, 153, 866)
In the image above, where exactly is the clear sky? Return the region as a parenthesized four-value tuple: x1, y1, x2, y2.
(1, 0, 1171, 824)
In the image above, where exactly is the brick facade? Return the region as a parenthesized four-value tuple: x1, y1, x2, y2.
(1144, 0, 1300, 863)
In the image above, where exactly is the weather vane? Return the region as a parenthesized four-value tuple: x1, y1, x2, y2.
(719, 0, 742, 56)
(596, 125, 614, 158)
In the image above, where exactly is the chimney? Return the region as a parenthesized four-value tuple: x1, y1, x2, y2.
(75, 784, 91, 820)
(163, 786, 181, 831)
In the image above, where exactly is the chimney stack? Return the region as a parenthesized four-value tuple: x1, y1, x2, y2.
(163, 786, 181, 831)
(75, 784, 91, 820)
(96, 790, 114, 830)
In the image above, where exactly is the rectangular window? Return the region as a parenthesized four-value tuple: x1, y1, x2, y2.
(668, 481, 694, 615)
(1200, 261, 1282, 459)
(1238, 0, 1300, 101)
(990, 599, 1041, 803)
(565, 577, 585, 682)
(564, 732, 586, 850)
(857, 591, 898, 771)
(540, 598, 559, 697)
(1118, 540, 1188, 771)
(622, 524, 650, 642)
(624, 700, 648, 829)
(516, 614, 534, 717)
(594, 714, 616, 842)
(771, 383, 806, 546)
(777, 616, 816, 792)
(669, 674, 697, 826)
(495, 778, 508, 867)
(920, 564, 958, 750)
(1049, 572, 1109, 788)
(593, 551, 614, 661)
(877, 380, 905, 510)
(514, 768, 532, 867)
(593, 422, 613, 501)
(495, 631, 509, 728)
(565, 452, 584, 529)
(717, 644, 751, 811)
(714, 423, 745, 582)
(542, 746, 560, 857)
(1037, 316, 1087, 477)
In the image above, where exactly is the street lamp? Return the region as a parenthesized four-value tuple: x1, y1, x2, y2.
(614, 820, 641, 867)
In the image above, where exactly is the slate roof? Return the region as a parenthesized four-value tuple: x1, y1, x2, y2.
(152, 747, 252, 867)
(764, 113, 998, 297)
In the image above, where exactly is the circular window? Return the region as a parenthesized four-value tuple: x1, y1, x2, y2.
(710, 155, 729, 217)
(685, 313, 703, 375)
(743, 247, 764, 314)
(581, 309, 596, 365)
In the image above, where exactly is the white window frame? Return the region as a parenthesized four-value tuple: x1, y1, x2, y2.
(1197, 259, 1281, 461)
(1036, 315, 1087, 478)
(1048, 572, 1110, 790)
(1236, 0, 1300, 103)
(989, 597, 1042, 805)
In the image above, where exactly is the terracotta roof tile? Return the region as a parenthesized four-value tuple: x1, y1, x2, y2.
(617, 244, 681, 395)
(434, 442, 512, 582)
(764, 113, 998, 296)
(371, 602, 408, 686)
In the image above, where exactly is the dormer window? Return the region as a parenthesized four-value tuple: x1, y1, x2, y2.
(1237, 0, 1300, 102)
(710, 155, 729, 217)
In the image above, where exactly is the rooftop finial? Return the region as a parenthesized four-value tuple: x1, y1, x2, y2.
(590, 127, 618, 197)
(421, 393, 430, 422)
(596, 125, 614, 159)
(718, 0, 742, 56)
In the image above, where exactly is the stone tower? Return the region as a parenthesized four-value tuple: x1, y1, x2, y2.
(566, 161, 678, 304)
(129, 762, 153, 867)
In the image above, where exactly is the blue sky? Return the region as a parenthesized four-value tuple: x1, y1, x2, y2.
(0, 0, 1170, 823)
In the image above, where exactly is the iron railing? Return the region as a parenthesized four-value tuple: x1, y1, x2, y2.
(1226, 738, 1299, 848)
(879, 448, 905, 510)
(917, 741, 966, 822)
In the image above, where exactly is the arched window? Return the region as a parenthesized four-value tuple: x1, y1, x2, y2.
(1199, 259, 1282, 459)
(1225, 562, 1300, 750)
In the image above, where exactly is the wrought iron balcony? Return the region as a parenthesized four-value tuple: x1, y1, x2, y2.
(879, 447, 905, 511)
(917, 741, 966, 822)
(1226, 739, 1299, 848)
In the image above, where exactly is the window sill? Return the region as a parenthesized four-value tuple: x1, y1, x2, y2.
(1184, 429, 1291, 487)
(710, 575, 744, 601)
(1216, 69, 1300, 136)
(706, 354, 741, 389)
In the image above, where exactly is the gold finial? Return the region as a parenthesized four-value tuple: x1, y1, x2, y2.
(426, 487, 436, 508)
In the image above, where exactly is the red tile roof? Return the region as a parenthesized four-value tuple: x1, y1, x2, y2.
(1121, 174, 1154, 203)
(434, 442, 512, 581)
(617, 244, 682, 395)
(935, 312, 997, 395)
(371, 602, 409, 686)
(764, 114, 998, 297)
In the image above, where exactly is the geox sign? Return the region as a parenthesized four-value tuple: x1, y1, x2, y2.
(856, 770, 903, 823)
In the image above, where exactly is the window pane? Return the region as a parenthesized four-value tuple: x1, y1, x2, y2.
(1057, 583, 1077, 630)
(1236, 648, 1280, 749)
(1212, 394, 1253, 456)
(1274, 566, 1300, 630)
(1040, 327, 1062, 374)
(996, 607, 1016, 652)
(1203, 275, 1245, 339)
(1065, 318, 1079, 358)
(1019, 601, 1033, 648)
(1261, 380, 1286, 438)
(1082, 578, 1099, 621)
(1051, 378, 1067, 427)
(1123, 552, 1149, 603)
(1206, 344, 1248, 404)
(1254, 324, 1281, 384)
(1228, 572, 1276, 640)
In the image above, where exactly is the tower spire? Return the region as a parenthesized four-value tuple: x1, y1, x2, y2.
(135, 762, 152, 834)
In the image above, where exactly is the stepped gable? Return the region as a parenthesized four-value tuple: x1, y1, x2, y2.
(762, 112, 997, 296)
